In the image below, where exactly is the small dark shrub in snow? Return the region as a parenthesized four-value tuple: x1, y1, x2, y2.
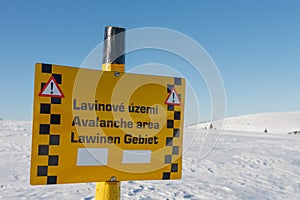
(288, 131, 300, 135)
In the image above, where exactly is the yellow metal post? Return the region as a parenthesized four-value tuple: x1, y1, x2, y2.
(95, 180, 120, 200)
(95, 26, 126, 200)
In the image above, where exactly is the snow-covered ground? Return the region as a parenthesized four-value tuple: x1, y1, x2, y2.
(0, 112, 300, 199)
(188, 111, 300, 134)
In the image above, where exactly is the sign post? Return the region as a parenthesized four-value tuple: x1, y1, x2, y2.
(30, 26, 185, 200)
(96, 26, 125, 200)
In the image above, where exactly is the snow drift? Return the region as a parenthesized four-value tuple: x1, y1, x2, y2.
(188, 111, 300, 134)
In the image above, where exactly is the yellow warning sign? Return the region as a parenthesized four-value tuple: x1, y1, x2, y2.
(30, 63, 185, 185)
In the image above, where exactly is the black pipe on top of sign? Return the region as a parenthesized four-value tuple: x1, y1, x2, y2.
(102, 26, 126, 65)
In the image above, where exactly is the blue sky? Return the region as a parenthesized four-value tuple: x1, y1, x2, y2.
(0, 0, 300, 124)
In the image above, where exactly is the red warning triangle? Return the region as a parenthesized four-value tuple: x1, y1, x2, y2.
(165, 87, 181, 105)
(38, 76, 64, 98)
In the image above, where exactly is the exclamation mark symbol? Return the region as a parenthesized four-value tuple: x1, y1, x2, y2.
(50, 81, 54, 94)
(172, 92, 175, 103)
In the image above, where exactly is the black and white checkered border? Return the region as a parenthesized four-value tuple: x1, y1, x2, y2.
(162, 77, 182, 180)
(36, 63, 62, 184)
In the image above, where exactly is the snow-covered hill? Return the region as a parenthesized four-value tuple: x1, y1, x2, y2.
(0, 113, 300, 199)
(188, 112, 300, 134)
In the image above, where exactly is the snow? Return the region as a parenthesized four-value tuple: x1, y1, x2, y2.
(0, 112, 300, 199)
(188, 111, 300, 134)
